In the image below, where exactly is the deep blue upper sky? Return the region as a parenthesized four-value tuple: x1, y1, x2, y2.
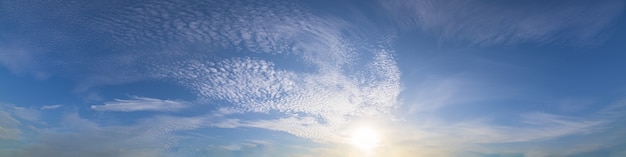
(1, 0, 626, 157)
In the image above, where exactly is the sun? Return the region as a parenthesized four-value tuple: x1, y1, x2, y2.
(350, 126, 379, 151)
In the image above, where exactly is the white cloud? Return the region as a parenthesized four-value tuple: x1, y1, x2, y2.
(2, 0, 626, 156)
(12, 106, 40, 122)
(90, 0, 360, 57)
(39, 0, 399, 144)
(463, 115, 596, 142)
(0, 110, 21, 140)
(115, 0, 402, 143)
(209, 140, 273, 151)
(0, 47, 34, 72)
(370, 104, 626, 157)
(6, 112, 215, 157)
(444, 113, 605, 143)
(0, 46, 49, 79)
(1, 0, 378, 91)
(40, 105, 63, 110)
(246, 116, 342, 143)
(218, 144, 243, 151)
(91, 96, 188, 112)
(0, 104, 42, 140)
(160, 49, 401, 143)
(405, 78, 462, 113)
(381, 0, 624, 46)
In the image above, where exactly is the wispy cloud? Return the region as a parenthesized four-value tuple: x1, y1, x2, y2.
(381, 0, 624, 46)
(4, 1, 624, 157)
(91, 96, 188, 112)
(0, 110, 21, 140)
(209, 140, 273, 151)
(0, 47, 34, 73)
(0, 104, 42, 140)
(439, 112, 606, 143)
(374, 102, 626, 157)
(40, 105, 63, 110)
(97, 0, 402, 143)
(160, 49, 401, 143)
(2, 112, 214, 157)
(1, 0, 383, 91)
(21, 0, 398, 144)
(12, 106, 40, 122)
(0, 46, 49, 79)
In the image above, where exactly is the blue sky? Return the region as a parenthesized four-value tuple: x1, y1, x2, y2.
(1, 0, 626, 156)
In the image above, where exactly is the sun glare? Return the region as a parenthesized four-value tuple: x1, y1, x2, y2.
(350, 126, 379, 151)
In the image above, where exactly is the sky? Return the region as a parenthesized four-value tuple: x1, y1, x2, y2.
(1, 0, 626, 156)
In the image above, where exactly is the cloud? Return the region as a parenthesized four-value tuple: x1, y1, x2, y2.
(0, 110, 21, 140)
(88, 0, 372, 58)
(370, 101, 626, 157)
(437, 112, 606, 143)
(0, 111, 175, 156)
(91, 96, 188, 112)
(0, 46, 49, 79)
(0, 47, 34, 72)
(1, 0, 384, 90)
(11, 106, 41, 122)
(19, 131, 165, 157)
(160, 49, 400, 143)
(0, 104, 45, 140)
(404, 78, 462, 113)
(113, 0, 403, 143)
(244, 116, 342, 143)
(40, 105, 63, 110)
(2, 1, 626, 157)
(210, 140, 272, 151)
(3, 0, 401, 146)
(381, 0, 624, 46)
(6, 112, 216, 157)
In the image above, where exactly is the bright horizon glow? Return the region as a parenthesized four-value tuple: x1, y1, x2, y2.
(350, 126, 380, 152)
